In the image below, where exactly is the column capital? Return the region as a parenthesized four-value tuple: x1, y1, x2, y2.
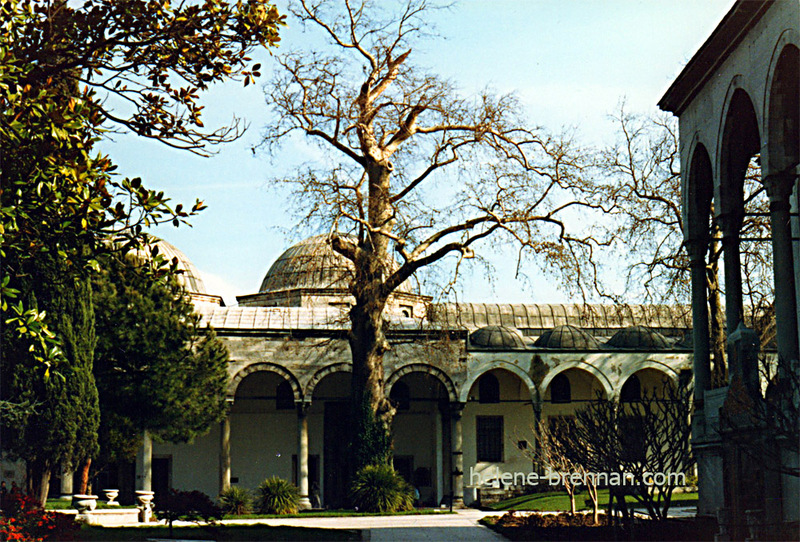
(295, 400, 312, 417)
(763, 172, 797, 203)
(449, 402, 466, 420)
(684, 238, 708, 266)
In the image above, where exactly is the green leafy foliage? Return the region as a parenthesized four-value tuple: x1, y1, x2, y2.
(91, 254, 230, 466)
(349, 464, 414, 513)
(1, 0, 284, 368)
(256, 478, 300, 515)
(219, 486, 253, 516)
(1, 253, 99, 503)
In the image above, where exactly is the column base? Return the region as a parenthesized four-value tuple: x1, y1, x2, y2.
(298, 496, 312, 510)
(452, 496, 466, 509)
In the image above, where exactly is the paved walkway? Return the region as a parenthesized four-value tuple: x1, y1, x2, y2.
(221, 510, 507, 541)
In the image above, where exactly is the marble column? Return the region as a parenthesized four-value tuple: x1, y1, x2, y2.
(296, 401, 312, 510)
(60, 465, 74, 499)
(137, 430, 152, 491)
(687, 238, 711, 404)
(765, 173, 800, 366)
(219, 415, 231, 493)
(721, 213, 744, 374)
(450, 402, 465, 508)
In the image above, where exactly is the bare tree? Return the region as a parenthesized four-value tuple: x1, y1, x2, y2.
(262, 0, 606, 469)
(595, 107, 774, 386)
(526, 420, 600, 523)
(553, 381, 694, 522)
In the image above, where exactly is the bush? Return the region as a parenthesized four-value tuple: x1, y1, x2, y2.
(158, 490, 222, 538)
(256, 477, 300, 515)
(218, 486, 253, 516)
(350, 464, 414, 513)
(0, 488, 79, 541)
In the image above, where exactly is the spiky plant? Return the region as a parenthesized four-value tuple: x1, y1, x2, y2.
(350, 464, 415, 513)
(218, 486, 252, 516)
(256, 477, 300, 515)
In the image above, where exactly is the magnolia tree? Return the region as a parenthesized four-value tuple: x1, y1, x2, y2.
(262, 0, 608, 470)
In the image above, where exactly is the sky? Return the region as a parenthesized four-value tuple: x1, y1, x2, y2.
(97, 0, 734, 306)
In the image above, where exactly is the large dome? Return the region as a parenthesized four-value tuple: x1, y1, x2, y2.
(258, 235, 414, 295)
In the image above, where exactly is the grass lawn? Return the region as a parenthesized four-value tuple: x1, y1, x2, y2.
(45, 499, 136, 510)
(489, 489, 698, 511)
(223, 508, 451, 520)
(78, 524, 361, 541)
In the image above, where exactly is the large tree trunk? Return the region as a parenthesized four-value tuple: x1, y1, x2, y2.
(27, 459, 52, 507)
(348, 290, 394, 474)
(77, 458, 91, 495)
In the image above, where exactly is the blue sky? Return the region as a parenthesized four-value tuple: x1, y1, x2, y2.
(98, 0, 733, 306)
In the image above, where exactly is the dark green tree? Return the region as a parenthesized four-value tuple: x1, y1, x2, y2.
(1, 255, 99, 505)
(91, 255, 229, 468)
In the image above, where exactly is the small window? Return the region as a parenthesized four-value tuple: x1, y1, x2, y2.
(399, 305, 413, 318)
(478, 373, 500, 403)
(550, 373, 571, 403)
(276, 381, 295, 410)
(390, 381, 411, 411)
(476, 415, 504, 462)
(620, 416, 646, 461)
(620, 375, 641, 402)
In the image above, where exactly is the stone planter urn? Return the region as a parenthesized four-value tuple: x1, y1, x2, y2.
(135, 490, 155, 523)
(71, 494, 98, 513)
(103, 489, 120, 506)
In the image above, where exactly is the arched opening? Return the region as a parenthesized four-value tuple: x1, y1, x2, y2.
(719, 88, 763, 335)
(389, 380, 411, 411)
(620, 374, 642, 402)
(549, 373, 571, 404)
(543, 367, 607, 427)
(767, 45, 799, 174)
(230, 371, 298, 489)
(478, 373, 500, 403)
(465, 369, 535, 492)
(390, 372, 451, 506)
(309, 371, 350, 508)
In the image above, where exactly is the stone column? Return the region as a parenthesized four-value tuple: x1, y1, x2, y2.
(450, 402, 465, 508)
(136, 430, 152, 491)
(765, 173, 800, 366)
(219, 415, 231, 493)
(59, 464, 74, 499)
(296, 401, 312, 510)
(721, 214, 744, 372)
(687, 239, 712, 404)
(435, 406, 444, 506)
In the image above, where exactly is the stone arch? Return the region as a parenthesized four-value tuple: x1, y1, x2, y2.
(683, 140, 714, 243)
(228, 362, 302, 400)
(617, 359, 679, 384)
(538, 361, 614, 400)
(386, 363, 458, 403)
(459, 361, 537, 403)
(717, 80, 762, 219)
(304, 362, 352, 398)
(764, 34, 799, 174)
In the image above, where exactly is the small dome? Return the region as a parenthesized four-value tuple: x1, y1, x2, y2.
(259, 235, 413, 294)
(606, 326, 670, 349)
(533, 325, 599, 349)
(132, 238, 207, 294)
(470, 325, 527, 349)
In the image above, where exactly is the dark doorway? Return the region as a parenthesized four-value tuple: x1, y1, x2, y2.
(152, 457, 171, 502)
(323, 401, 349, 508)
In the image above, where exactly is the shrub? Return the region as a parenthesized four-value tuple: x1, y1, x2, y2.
(256, 477, 300, 515)
(158, 489, 222, 538)
(218, 486, 253, 516)
(0, 488, 79, 541)
(350, 464, 414, 513)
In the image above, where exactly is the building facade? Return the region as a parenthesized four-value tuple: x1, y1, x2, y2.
(135, 235, 693, 508)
